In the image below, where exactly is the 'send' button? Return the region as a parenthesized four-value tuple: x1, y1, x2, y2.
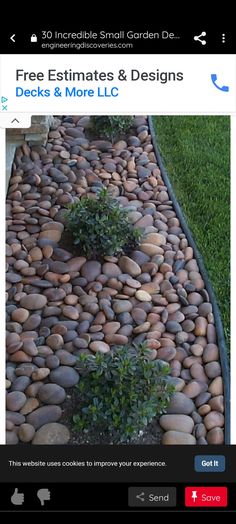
(194, 455, 225, 472)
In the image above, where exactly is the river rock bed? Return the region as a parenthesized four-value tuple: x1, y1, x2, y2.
(6, 115, 225, 445)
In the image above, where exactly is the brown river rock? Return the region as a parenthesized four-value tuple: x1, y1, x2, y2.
(118, 256, 141, 277)
(5, 116, 225, 447)
(162, 431, 196, 445)
(20, 294, 47, 310)
(160, 414, 194, 433)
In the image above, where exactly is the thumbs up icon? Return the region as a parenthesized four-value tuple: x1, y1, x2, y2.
(11, 488, 24, 506)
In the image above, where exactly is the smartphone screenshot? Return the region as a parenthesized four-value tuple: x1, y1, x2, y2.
(0, 25, 234, 512)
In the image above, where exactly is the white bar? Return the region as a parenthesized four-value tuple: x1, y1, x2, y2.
(0, 129, 6, 443)
(0, 114, 31, 129)
(0, 54, 235, 114)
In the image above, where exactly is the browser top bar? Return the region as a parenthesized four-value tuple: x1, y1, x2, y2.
(0, 27, 235, 53)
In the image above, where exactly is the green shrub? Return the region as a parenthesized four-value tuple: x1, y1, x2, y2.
(73, 344, 174, 443)
(90, 116, 133, 141)
(64, 187, 141, 258)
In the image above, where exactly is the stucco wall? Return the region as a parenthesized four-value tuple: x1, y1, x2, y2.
(6, 115, 54, 190)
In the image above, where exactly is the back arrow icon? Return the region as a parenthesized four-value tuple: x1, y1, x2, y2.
(10, 34, 15, 43)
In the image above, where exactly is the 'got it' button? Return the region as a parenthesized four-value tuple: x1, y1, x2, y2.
(194, 455, 225, 472)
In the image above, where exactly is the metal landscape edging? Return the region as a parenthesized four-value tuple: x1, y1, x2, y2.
(148, 115, 230, 444)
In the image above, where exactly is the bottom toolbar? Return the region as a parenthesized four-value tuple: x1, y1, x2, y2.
(1, 483, 236, 512)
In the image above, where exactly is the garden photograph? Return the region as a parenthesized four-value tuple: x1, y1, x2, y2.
(5, 115, 230, 445)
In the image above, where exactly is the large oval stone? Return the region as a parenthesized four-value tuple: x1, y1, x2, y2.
(50, 366, 79, 388)
(32, 423, 70, 445)
(38, 384, 66, 404)
(208, 377, 223, 396)
(103, 322, 121, 335)
(203, 344, 219, 363)
(134, 215, 153, 228)
(204, 411, 224, 430)
(205, 361, 221, 379)
(194, 317, 208, 336)
(135, 290, 151, 302)
(31, 368, 50, 381)
(46, 334, 64, 350)
(167, 392, 194, 415)
(156, 347, 176, 361)
(113, 300, 132, 314)
(132, 308, 147, 325)
(159, 414, 194, 433)
(81, 261, 101, 282)
(6, 411, 25, 425)
(11, 376, 31, 391)
(44, 288, 66, 302)
(27, 405, 62, 429)
(41, 221, 64, 233)
(55, 350, 77, 366)
(11, 308, 29, 323)
(66, 257, 86, 272)
(209, 395, 224, 413)
(47, 261, 69, 274)
(29, 247, 43, 261)
(90, 341, 110, 353)
(18, 423, 35, 443)
(166, 321, 182, 334)
(140, 244, 163, 256)
(143, 233, 166, 246)
(20, 294, 47, 310)
(118, 256, 141, 277)
(198, 303, 212, 317)
(162, 431, 196, 445)
(206, 427, 224, 444)
(6, 391, 26, 411)
(102, 263, 122, 277)
(182, 381, 203, 399)
(23, 314, 41, 331)
(39, 229, 62, 243)
(20, 398, 39, 415)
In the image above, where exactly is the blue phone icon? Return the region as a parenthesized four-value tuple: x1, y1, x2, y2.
(211, 74, 229, 92)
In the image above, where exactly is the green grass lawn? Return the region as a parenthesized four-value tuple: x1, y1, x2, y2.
(152, 116, 230, 349)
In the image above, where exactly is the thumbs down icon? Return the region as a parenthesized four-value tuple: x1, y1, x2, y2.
(37, 488, 51, 506)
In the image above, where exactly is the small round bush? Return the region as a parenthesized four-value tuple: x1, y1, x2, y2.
(73, 344, 174, 443)
(90, 116, 133, 141)
(64, 187, 141, 258)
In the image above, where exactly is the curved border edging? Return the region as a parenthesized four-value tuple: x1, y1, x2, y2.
(148, 116, 230, 444)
